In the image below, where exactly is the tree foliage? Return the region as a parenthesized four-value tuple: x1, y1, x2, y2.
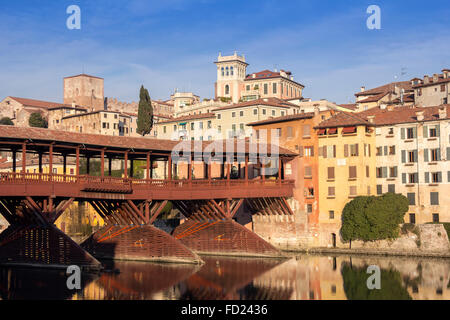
(0, 117, 14, 125)
(341, 193, 409, 242)
(29, 112, 48, 128)
(341, 263, 411, 300)
(137, 85, 153, 136)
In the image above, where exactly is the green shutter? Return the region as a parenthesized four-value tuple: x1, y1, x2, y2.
(384, 146, 388, 156)
(448, 171, 450, 182)
(413, 127, 417, 138)
(424, 149, 429, 163)
(425, 172, 429, 183)
(401, 150, 406, 163)
(382, 167, 387, 178)
(401, 128, 405, 139)
(423, 126, 428, 138)
(438, 172, 442, 183)
(436, 124, 440, 137)
(447, 147, 450, 160)
(437, 148, 441, 161)
(414, 150, 418, 162)
(402, 173, 406, 184)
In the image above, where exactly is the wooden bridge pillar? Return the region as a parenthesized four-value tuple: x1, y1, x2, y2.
(81, 199, 202, 265)
(0, 197, 102, 271)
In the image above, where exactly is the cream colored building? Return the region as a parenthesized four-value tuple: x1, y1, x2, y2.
(354, 81, 414, 112)
(413, 69, 450, 107)
(156, 113, 216, 141)
(358, 105, 450, 224)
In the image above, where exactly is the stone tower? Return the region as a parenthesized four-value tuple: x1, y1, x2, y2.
(63, 74, 105, 111)
(214, 52, 248, 103)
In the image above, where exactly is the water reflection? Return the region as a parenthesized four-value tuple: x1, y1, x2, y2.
(0, 254, 449, 300)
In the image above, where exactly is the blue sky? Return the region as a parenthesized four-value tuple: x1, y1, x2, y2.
(1, 0, 449, 104)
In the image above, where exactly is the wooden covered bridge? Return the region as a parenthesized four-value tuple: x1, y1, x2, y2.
(0, 126, 296, 270)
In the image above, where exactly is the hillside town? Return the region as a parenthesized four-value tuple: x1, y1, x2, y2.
(0, 52, 449, 251)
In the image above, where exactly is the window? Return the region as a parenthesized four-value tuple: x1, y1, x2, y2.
(349, 166, 357, 179)
(303, 125, 311, 137)
(328, 167, 335, 180)
(350, 144, 359, 156)
(217, 114, 221, 120)
(389, 146, 396, 155)
(329, 211, 335, 220)
(174, 125, 177, 131)
(377, 185, 382, 195)
(366, 166, 370, 178)
(433, 214, 440, 223)
(304, 166, 312, 177)
(276, 128, 282, 137)
(207, 121, 212, 129)
(307, 204, 313, 213)
(102, 122, 107, 129)
(376, 147, 383, 156)
(273, 83, 277, 94)
(304, 146, 314, 157)
(232, 112, 236, 118)
(431, 172, 442, 183)
(441, 84, 446, 92)
(240, 123, 244, 132)
(408, 151, 417, 163)
(225, 85, 230, 95)
(281, 111, 285, 116)
(240, 111, 244, 117)
(328, 187, 335, 197)
(388, 128, 394, 135)
(163, 126, 166, 133)
(104, 113, 107, 118)
(70, 168, 74, 175)
(218, 125, 221, 133)
(191, 123, 195, 130)
(429, 126, 438, 137)
(430, 192, 439, 205)
(389, 166, 397, 178)
(430, 149, 440, 162)
(407, 128, 415, 139)
(388, 184, 395, 193)
(253, 109, 258, 115)
(409, 214, 416, 224)
(349, 186, 357, 196)
(272, 110, 276, 116)
(246, 85, 250, 91)
(407, 193, 416, 205)
(287, 126, 293, 138)
(198, 122, 204, 129)
(264, 83, 268, 94)
(409, 173, 418, 184)
(262, 109, 266, 115)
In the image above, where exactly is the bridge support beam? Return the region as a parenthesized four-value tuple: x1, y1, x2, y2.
(0, 197, 102, 271)
(82, 200, 202, 264)
(171, 198, 290, 258)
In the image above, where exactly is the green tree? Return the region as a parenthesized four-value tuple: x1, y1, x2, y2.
(0, 117, 14, 125)
(341, 263, 412, 300)
(137, 85, 153, 136)
(29, 112, 48, 128)
(341, 193, 409, 242)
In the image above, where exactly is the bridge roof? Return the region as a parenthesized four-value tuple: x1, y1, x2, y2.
(0, 126, 297, 157)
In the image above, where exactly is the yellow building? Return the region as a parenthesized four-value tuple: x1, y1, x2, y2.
(315, 112, 376, 247)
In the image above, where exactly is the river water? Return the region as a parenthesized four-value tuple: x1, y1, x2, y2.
(0, 254, 449, 300)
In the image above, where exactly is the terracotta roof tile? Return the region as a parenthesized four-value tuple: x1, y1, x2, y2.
(213, 97, 298, 112)
(315, 111, 370, 129)
(0, 126, 296, 156)
(247, 112, 315, 126)
(9, 97, 70, 110)
(355, 81, 413, 97)
(158, 113, 215, 124)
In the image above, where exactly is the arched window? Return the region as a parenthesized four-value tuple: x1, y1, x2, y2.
(230, 66, 234, 76)
(226, 67, 229, 76)
(221, 67, 224, 76)
(225, 85, 230, 95)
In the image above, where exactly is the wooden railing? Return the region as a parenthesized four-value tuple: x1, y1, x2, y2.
(0, 172, 294, 189)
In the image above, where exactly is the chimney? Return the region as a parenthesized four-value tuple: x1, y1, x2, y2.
(313, 104, 320, 117)
(367, 115, 375, 123)
(442, 69, 449, 79)
(433, 74, 439, 82)
(424, 75, 430, 84)
(360, 86, 366, 92)
(439, 107, 447, 119)
(416, 111, 424, 121)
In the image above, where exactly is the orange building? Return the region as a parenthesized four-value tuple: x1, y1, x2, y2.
(248, 109, 333, 247)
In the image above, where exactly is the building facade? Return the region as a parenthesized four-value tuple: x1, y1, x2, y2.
(413, 69, 450, 107)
